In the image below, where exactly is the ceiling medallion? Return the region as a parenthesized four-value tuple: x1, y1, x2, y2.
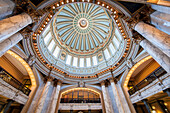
(78, 18, 89, 29)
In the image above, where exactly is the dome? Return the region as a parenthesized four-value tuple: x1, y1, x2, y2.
(38, 2, 127, 75)
(53, 3, 113, 55)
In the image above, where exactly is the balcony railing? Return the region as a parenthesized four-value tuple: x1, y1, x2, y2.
(60, 98, 101, 103)
(128, 67, 167, 96)
(0, 67, 31, 96)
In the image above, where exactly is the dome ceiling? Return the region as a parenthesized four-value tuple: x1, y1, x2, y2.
(32, 0, 136, 78)
(53, 3, 113, 55)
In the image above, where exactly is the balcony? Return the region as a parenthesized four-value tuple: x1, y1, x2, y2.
(0, 67, 31, 96)
(60, 98, 101, 103)
(128, 67, 167, 96)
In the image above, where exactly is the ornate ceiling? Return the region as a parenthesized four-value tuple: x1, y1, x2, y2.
(27, 0, 139, 82)
(53, 3, 113, 55)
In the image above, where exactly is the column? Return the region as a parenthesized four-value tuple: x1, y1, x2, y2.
(70, 110, 73, 113)
(135, 21, 170, 57)
(117, 83, 133, 113)
(2, 99, 14, 113)
(133, 103, 138, 113)
(110, 79, 124, 113)
(0, 13, 32, 43)
(163, 88, 170, 97)
(101, 82, 111, 113)
(140, 39, 170, 73)
(0, 32, 23, 57)
(0, 0, 15, 19)
(35, 77, 53, 113)
(150, 11, 170, 35)
(142, 99, 152, 113)
(49, 81, 62, 113)
(157, 100, 169, 113)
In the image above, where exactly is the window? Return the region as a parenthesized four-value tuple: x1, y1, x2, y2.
(92, 56, 98, 66)
(42, 24, 50, 37)
(53, 46, 60, 58)
(48, 40, 55, 51)
(73, 57, 78, 67)
(86, 58, 91, 67)
(109, 43, 115, 55)
(80, 58, 84, 67)
(115, 28, 122, 41)
(66, 55, 72, 65)
(44, 32, 52, 45)
(113, 36, 119, 48)
(104, 49, 111, 60)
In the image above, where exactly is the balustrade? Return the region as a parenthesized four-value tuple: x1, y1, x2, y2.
(60, 98, 101, 103)
(0, 66, 31, 96)
(128, 67, 167, 95)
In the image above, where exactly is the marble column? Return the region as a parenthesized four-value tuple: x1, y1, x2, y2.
(101, 82, 112, 113)
(163, 88, 170, 97)
(116, 83, 132, 113)
(150, 11, 170, 35)
(0, 32, 23, 57)
(49, 81, 61, 113)
(35, 78, 53, 113)
(151, 5, 170, 14)
(0, 0, 15, 19)
(110, 79, 124, 113)
(0, 13, 32, 43)
(140, 39, 170, 73)
(157, 100, 170, 113)
(133, 103, 139, 113)
(135, 21, 170, 57)
(142, 99, 152, 113)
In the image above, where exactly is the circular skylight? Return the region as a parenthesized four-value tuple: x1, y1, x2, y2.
(52, 3, 113, 55)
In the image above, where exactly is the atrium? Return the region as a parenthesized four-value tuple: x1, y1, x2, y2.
(0, 0, 169, 113)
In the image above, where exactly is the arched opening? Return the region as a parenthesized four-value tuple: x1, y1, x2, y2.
(58, 87, 103, 113)
(123, 56, 169, 113)
(123, 56, 153, 88)
(0, 50, 39, 113)
(6, 50, 37, 88)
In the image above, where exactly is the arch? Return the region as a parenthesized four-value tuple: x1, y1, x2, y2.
(60, 85, 102, 95)
(58, 85, 104, 112)
(6, 50, 37, 87)
(123, 56, 152, 88)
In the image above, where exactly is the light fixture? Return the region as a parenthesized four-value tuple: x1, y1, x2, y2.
(152, 110, 156, 113)
(52, 6, 55, 9)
